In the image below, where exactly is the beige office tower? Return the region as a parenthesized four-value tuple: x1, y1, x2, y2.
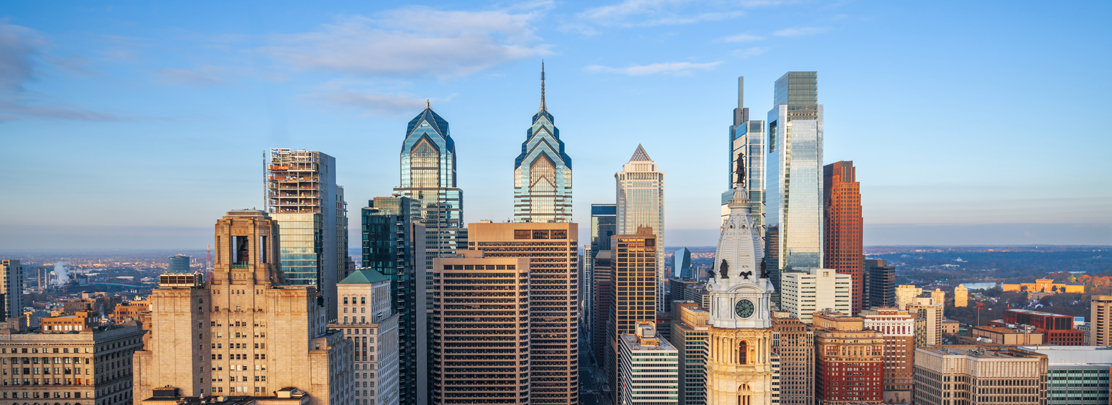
(134, 210, 355, 405)
(912, 346, 1048, 405)
(895, 285, 921, 310)
(467, 222, 578, 405)
(605, 229, 658, 405)
(931, 288, 945, 313)
(430, 253, 530, 404)
(770, 312, 814, 405)
(1, 260, 22, 321)
(1091, 295, 1112, 346)
(330, 270, 400, 405)
(672, 302, 709, 405)
(907, 297, 942, 347)
(953, 285, 968, 308)
(860, 308, 915, 403)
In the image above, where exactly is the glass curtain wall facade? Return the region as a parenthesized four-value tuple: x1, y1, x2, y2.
(766, 72, 824, 297)
(267, 148, 341, 319)
(615, 145, 666, 310)
(722, 77, 766, 238)
(514, 64, 573, 223)
(362, 196, 427, 405)
(674, 247, 692, 280)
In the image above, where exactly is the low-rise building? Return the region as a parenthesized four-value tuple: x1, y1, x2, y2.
(0, 324, 144, 404)
(618, 323, 678, 405)
(1003, 279, 1084, 294)
(968, 325, 1044, 345)
(999, 309, 1084, 346)
(940, 319, 960, 335)
(912, 346, 1048, 405)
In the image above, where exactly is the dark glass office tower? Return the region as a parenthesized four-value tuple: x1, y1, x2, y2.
(766, 72, 824, 298)
(673, 247, 692, 279)
(585, 204, 615, 364)
(866, 259, 895, 309)
(362, 197, 427, 405)
(514, 63, 573, 223)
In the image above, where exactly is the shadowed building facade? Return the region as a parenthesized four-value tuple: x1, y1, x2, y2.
(585, 204, 616, 357)
(467, 222, 578, 405)
(514, 64, 572, 224)
(605, 229, 658, 405)
(771, 312, 814, 405)
(823, 161, 862, 315)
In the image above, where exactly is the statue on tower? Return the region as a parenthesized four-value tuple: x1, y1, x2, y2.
(736, 151, 746, 189)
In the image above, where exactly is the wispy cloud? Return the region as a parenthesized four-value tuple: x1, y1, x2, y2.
(724, 33, 763, 43)
(306, 91, 453, 117)
(260, 6, 551, 79)
(569, 0, 745, 33)
(0, 99, 164, 121)
(733, 47, 768, 58)
(0, 22, 45, 91)
(157, 68, 227, 87)
(773, 26, 831, 37)
(584, 61, 722, 76)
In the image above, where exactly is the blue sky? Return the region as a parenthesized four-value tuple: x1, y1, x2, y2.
(1, 0, 1110, 250)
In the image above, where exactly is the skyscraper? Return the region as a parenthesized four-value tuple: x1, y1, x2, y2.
(605, 229, 658, 405)
(766, 72, 824, 295)
(266, 148, 345, 319)
(591, 250, 613, 363)
(468, 222, 578, 405)
(1092, 295, 1112, 346)
(616, 145, 666, 309)
(824, 161, 863, 315)
(771, 312, 815, 405)
(705, 184, 776, 405)
(723, 76, 766, 235)
(134, 210, 354, 405)
(674, 247, 692, 280)
(514, 64, 572, 223)
(865, 259, 895, 309)
(812, 311, 884, 405)
(362, 196, 427, 405)
(860, 308, 915, 402)
(618, 322, 679, 405)
(672, 302, 709, 405)
(330, 269, 401, 405)
(585, 203, 616, 350)
(168, 254, 190, 273)
(1, 259, 22, 320)
(393, 103, 466, 309)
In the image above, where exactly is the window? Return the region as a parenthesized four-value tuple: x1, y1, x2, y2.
(738, 341, 748, 365)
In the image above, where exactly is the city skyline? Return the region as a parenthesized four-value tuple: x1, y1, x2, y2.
(1, 1, 1110, 250)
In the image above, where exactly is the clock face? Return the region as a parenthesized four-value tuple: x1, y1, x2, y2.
(734, 299, 755, 318)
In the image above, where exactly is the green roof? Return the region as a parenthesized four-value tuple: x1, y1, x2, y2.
(338, 269, 389, 284)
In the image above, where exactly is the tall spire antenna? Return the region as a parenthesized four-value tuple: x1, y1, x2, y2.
(426, 99, 430, 109)
(540, 60, 546, 111)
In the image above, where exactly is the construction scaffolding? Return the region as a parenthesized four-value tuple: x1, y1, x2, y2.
(267, 148, 323, 214)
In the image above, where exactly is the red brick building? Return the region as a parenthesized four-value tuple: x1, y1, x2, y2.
(1000, 309, 1083, 345)
(824, 161, 863, 315)
(814, 310, 885, 405)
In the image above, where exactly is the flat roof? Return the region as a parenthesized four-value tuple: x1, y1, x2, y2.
(1021, 346, 1112, 365)
(620, 333, 677, 352)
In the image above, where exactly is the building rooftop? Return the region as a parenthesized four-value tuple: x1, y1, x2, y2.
(338, 269, 389, 284)
(621, 333, 677, 351)
(921, 345, 1032, 359)
(1007, 309, 1072, 317)
(1021, 346, 1112, 365)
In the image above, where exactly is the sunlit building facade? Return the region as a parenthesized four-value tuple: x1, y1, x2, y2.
(824, 161, 863, 315)
(766, 72, 824, 297)
(616, 145, 666, 310)
(514, 64, 572, 223)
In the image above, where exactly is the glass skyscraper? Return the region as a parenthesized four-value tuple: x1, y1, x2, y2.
(722, 77, 766, 240)
(266, 148, 345, 319)
(766, 72, 824, 295)
(673, 247, 692, 280)
(616, 144, 666, 309)
(514, 64, 573, 223)
(362, 196, 427, 405)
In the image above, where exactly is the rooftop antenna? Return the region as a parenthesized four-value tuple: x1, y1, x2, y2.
(539, 60, 546, 111)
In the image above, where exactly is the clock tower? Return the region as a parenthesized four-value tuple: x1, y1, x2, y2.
(705, 182, 776, 405)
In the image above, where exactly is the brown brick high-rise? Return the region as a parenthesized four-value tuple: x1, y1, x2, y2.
(824, 161, 863, 315)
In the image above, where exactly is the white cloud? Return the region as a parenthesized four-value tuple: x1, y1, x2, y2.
(261, 7, 550, 79)
(584, 61, 721, 76)
(732, 47, 768, 58)
(573, 0, 744, 30)
(724, 33, 763, 42)
(306, 91, 454, 117)
(773, 26, 831, 37)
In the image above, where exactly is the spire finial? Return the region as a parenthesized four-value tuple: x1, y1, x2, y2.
(539, 60, 546, 112)
(426, 99, 430, 109)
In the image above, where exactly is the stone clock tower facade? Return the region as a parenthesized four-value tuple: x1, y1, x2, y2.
(706, 186, 776, 405)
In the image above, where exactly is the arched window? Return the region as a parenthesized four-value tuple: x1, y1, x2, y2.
(738, 341, 747, 365)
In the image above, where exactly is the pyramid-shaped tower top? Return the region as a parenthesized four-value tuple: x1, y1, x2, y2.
(406, 103, 450, 138)
(630, 144, 652, 162)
